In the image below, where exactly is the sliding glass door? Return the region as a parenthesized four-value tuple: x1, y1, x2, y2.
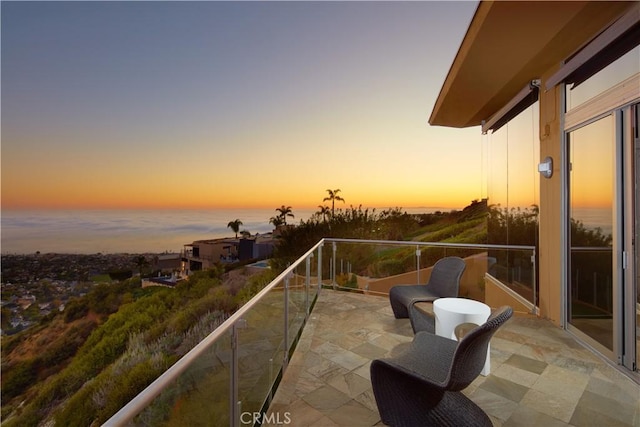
(626, 104, 638, 374)
(566, 102, 638, 374)
(567, 116, 616, 354)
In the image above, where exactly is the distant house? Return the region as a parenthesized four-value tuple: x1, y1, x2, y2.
(152, 253, 182, 273)
(238, 233, 276, 261)
(182, 238, 239, 274)
(182, 234, 277, 275)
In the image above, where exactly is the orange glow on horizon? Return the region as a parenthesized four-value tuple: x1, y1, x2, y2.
(1, 195, 471, 211)
(1, 180, 475, 211)
(2, 139, 482, 211)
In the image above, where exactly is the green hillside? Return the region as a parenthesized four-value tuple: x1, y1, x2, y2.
(1, 267, 275, 426)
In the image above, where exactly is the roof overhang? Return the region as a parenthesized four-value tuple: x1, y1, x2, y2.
(429, 1, 635, 128)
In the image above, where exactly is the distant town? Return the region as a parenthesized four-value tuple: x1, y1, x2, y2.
(0, 252, 179, 335)
(1, 230, 278, 335)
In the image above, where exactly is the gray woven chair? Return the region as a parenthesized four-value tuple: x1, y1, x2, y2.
(389, 256, 466, 319)
(408, 302, 436, 334)
(370, 306, 513, 427)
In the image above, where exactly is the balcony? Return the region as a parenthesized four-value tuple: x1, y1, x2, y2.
(264, 290, 639, 426)
(105, 239, 640, 426)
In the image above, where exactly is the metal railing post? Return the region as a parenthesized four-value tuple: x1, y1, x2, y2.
(230, 323, 239, 427)
(532, 247, 537, 314)
(317, 243, 323, 292)
(283, 275, 290, 368)
(268, 358, 274, 404)
(416, 247, 421, 285)
(332, 241, 337, 289)
(305, 255, 311, 317)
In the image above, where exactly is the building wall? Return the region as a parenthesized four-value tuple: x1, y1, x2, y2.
(185, 240, 238, 272)
(154, 254, 182, 273)
(253, 242, 275, 259)
(538, 72, 564, 326)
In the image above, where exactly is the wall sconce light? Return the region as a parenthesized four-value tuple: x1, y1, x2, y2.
(538, 156, 553, 179)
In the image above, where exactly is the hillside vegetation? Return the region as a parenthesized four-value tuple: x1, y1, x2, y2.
(1, 266, 275, 426)
(272, 200, 488, 269)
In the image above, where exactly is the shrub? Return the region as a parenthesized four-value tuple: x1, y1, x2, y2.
(1, 359, 37, 401)
(108, 269, 133, 281)
(63, 298, 89, 323)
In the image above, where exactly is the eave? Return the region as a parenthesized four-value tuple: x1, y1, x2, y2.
(429, 1, 635, 128)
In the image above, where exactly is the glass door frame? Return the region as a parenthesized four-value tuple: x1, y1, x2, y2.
(562, 75, 639, 372)
(622, 104, 637, 372)
(564, 111, 619, 361)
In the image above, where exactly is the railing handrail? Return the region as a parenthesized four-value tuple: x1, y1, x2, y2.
(570, 246, 613, 251)
(104, 241, 323, 426)
(324, 237, 536, 251)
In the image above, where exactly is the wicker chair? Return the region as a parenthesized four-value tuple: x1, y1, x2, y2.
(370, 306, 513, 427)
(389, 256, 466, 319)
(408, 302, 436, 334)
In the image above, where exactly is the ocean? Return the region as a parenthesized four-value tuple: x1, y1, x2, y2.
(571, 207, 613, 237)
(1, 207, 443, 255)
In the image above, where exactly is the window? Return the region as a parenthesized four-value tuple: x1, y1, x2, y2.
(566, 45, 640, 111)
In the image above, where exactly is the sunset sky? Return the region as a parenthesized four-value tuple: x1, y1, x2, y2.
(2, 1, 482, 211)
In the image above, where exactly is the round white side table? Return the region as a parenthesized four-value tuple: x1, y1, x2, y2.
(433, 297, 492, 375)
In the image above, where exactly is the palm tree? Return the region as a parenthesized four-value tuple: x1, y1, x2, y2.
(276, 205, 294, 225)
(227, 219, 243, 238)
(133, 255, 148, 277)
(323, 189, 345, 218)
(316, 205, 331, 223)
(269, 216, 284, 228)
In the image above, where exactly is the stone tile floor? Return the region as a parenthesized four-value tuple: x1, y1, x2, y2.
(265, 290, 640, 426)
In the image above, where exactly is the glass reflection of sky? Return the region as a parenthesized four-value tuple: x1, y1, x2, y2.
(569, 115, 613, 234)
(487, 102, 540, 211)
(566, 45, 640, 111)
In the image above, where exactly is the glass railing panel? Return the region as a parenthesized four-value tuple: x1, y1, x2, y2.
(307, 251, 319, 302)
(327, 240, 536, 307)
(287, 263, 308, 350)
(486, 247, 536, 304)
(317, 242, 331, 287)
(419, 246, 504, 304)
(132, 331, 233, 426)
(236, 281, 287, 423)
(331, 241, 423, 292)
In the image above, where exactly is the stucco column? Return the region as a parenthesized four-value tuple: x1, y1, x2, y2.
(537, 77, 563, 326)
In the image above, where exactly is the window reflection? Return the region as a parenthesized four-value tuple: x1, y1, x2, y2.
(568, 115, 614, 350)
(487, 102, 540, 246)
(486, 102, 539, 297)
(566, 45, 640, 111)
